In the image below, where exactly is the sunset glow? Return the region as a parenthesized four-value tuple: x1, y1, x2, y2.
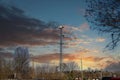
(0, 0, 120, 72)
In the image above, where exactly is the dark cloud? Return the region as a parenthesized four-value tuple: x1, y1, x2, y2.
(104, 62, 120, 72)
(0, 4, 73, 47)
(0, 4, 64, 47)
(0, 52, 13, 58)
(32, 53, 59, 63)
(0, 48, 5, 51)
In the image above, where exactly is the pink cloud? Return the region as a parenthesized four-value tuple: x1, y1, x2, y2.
(78, 23, 90, 32)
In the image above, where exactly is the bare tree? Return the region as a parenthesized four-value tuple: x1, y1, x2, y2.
(64, 62, 79, 72)
(85, 0, 120, 50)
(36, 63, 58, 80)
(0, 56, 3, 79)
(14, 47, 30, 79)
(62, 62, 79, 80)
(0, 56, 14, 79)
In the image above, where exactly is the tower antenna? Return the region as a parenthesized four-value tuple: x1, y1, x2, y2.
(59, 26, 64, 73)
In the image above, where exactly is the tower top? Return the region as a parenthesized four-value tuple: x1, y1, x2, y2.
(59, 26, 64, 29)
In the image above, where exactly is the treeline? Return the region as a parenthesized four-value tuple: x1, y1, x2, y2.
(0, 47, 120, 80)
(1, 56, 120, 80)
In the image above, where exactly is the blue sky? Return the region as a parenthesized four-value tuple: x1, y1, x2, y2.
(11, 0, 86, 26)
(0, 0, 120, 70)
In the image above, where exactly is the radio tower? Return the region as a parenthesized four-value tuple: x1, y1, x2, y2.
(59, 26, 64, 73)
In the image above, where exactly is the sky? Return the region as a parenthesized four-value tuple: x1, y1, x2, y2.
(0, 0, 120, 71)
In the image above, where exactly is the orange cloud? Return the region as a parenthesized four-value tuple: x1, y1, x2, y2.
(83, 56, 107, 62)
(31, 50, 115, 70)
(32, 45, 115, 70)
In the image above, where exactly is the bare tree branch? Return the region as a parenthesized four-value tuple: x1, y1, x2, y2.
(85, 0, 120, 50)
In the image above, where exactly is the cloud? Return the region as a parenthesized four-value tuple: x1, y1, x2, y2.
(64, 36, 106, 48)
(32, 53, 79, 63)
(0, 49, 117, 70)
(104, 62, 120, 72)
(29, 46, 118, 70)
(31, 51, 111, 69)
(0, 52, 13, 58)
(32, 53, 59, 63)
(96, 38, 105, 42)
(64, 39, 90, 48)
(83, 56, 107, 62)
(78, 23, 90, 32)
(63, 23, 90, 32)
(0, 5, 74, 47)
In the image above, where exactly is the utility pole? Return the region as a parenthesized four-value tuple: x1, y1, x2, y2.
(59, 26, 64, 73)
(81, 58, 83, 80)
(30, 54, 35, 78)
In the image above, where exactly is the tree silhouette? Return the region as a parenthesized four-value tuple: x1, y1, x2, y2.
(14, 47, 30, 79)
(85, 0, 120, 50)
(62, 62, 79, 80)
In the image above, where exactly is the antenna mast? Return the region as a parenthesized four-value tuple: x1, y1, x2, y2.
(59, 26, 64, 73)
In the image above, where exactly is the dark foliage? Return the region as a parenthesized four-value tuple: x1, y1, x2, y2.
(85, 0, 120, 50)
